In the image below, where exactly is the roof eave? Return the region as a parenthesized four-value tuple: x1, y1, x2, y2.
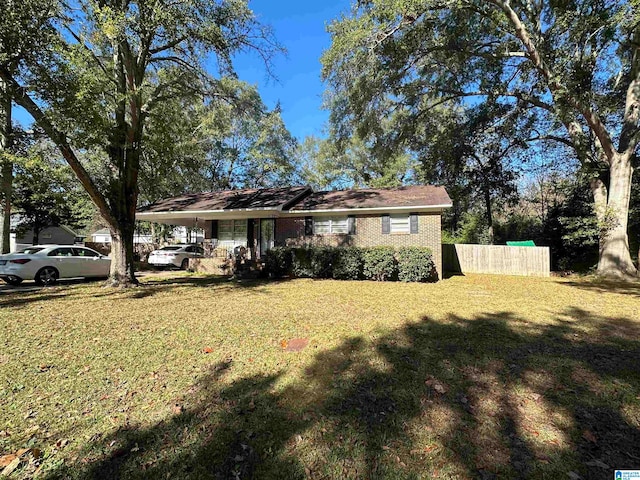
(287, 204, 453, 215)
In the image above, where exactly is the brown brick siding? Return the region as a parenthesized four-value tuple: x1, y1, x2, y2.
(275, 213, 443, 278)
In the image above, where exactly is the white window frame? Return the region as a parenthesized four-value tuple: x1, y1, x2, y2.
(390, 215, 410, 233)
(314, 216, 349, 235)
(218, 220, 247, 243)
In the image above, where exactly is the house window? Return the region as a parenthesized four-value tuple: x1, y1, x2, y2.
(390, 215, 410, 233)
(218, 220, 247, 241)
(314, 217, 348, 234)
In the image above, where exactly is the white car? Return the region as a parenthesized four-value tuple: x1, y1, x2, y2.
(147, 244, 204, 269)
(0, 245, 111, 286)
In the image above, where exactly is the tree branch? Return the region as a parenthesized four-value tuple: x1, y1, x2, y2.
(63, 26, 115, 84)
(486, 0, 617, 161)
(0, 67, 116, 227)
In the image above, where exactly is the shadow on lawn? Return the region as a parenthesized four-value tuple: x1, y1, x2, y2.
(558, 278, 640, 297)
(0, 275, 285, 308)
(45, 308, 640, 480)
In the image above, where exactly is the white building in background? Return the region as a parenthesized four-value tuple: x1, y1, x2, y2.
(89, 226, 203, 244)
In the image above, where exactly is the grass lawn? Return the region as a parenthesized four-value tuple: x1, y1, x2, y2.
(1, 273, 639, 479)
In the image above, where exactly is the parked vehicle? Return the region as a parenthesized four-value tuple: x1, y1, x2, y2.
(147, 244, 204, 269)
(0, 245, 111, 286)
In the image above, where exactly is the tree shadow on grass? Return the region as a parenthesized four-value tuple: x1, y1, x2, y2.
(0, 275, 288, 308)
(44, 308, 640, 479)
(558, 278, 640, 297)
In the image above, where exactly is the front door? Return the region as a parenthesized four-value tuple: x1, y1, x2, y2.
(260, 219, 275, 257)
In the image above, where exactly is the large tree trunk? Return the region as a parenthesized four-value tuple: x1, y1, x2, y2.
(0, 161, 11, 254)
(107, 222, 137, 287)
(596, 153, 637, 278)
(0, 77, 11, 254)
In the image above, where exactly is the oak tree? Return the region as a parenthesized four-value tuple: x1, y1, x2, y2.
(0, 0, 280, 285)
(323, 0, 640, 278)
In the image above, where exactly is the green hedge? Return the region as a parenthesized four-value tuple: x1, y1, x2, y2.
(396, 246, 436, 282)
(362, 246, 397, 281)
(264, 246, 292, 278)
(332, 247, 364, 280)
(265, 245, 437, 282)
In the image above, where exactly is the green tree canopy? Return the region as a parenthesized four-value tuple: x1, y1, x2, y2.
(323, 0, 640, 278)
(0, 0, 282, 285)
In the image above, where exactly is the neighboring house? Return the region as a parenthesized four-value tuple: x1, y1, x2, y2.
(136, 185, 452, 276)
(10, 218, 80, 252)
(90, 228, 153, 245)
(11, 226, 79, 252)
(90, 228, 113, 244)
(89, 226, 202, 245)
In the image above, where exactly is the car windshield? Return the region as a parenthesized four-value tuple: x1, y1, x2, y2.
(160, 246, 182, 251)
(18, 247, 45, 254)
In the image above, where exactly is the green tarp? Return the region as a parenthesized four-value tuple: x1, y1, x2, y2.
(506, 240, 536, 247)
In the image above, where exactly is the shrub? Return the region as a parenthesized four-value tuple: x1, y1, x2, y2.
(362, 246, 397, 281)
(264, 246, 292, 278)
(332, 247, 364, 280)
(310, 246, 337, 278)
(396, 246, 437, 282)
(290, 247, 313, 277)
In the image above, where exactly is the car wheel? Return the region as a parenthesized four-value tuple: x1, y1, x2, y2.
(3, 276, 23, 286)
(35, 267, 59, 286)
(180, 258, 189, 270)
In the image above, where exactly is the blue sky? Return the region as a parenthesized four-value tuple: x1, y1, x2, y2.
(13, 0, 351, 141)
(232, 0, 351, 140)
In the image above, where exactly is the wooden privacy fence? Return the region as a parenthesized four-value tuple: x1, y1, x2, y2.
(443, 244, 550, 277)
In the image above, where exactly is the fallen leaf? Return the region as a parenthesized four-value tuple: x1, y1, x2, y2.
(0, 457, 20, 476)
(0, 454, 17, 468)
(582, 430, 597, 444)
(425, 376, 448, 394)
(280, 340, 288, 349)
(15, 449, 30, 458)
(55, 439, 69, 448)
(433, 383, 447, 394)
(203, 347, 213, 354)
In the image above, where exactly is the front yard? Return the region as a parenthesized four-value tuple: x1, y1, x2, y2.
(1, 274, 639, 479)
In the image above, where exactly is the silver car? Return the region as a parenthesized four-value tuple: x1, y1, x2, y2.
(0, 245, 111, 286)
(147, 245, 204, 269)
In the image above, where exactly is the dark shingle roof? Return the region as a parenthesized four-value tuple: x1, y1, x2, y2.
(290, 185, 452, 211)
(137, 186, 311, 213)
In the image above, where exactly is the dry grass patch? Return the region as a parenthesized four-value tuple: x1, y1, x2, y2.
(0, 273, 639, 479)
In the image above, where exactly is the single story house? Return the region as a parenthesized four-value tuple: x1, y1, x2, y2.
(136, 185, 452, 276)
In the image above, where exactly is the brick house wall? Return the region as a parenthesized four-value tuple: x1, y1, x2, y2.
(275, 213, 443, 278)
